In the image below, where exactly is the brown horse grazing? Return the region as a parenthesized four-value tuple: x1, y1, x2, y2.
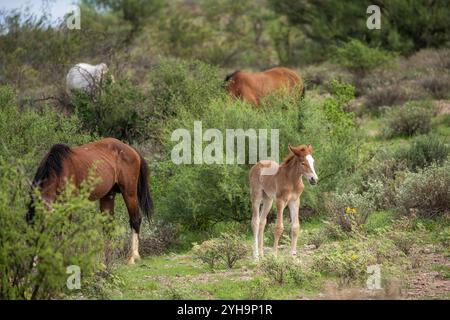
(27, 137, 153, 265)
(225, 67, 305, 107)
(249, 144, 318, 260)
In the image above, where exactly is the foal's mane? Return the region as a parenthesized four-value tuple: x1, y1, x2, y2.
(280, 152, 296, 167)
(32, 144, 72, 187)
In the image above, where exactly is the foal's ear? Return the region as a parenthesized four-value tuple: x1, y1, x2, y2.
(307, 144, 313, 153)
(288, 144, 301, 156)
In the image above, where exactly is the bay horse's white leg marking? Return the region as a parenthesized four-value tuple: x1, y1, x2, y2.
(273, 199, 287, 257)
(258, 197, 273, 257)
(127, 230, 140, 265)
(288, 199, 300, 256)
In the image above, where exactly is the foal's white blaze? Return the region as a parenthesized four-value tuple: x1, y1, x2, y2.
(305, 154, 318, 181)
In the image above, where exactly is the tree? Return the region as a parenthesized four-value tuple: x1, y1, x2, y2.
(269, 0, 450, 55)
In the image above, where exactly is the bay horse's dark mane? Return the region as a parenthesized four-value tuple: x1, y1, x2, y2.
(32, 144, 72, 187)
(224, 70, 240, 82)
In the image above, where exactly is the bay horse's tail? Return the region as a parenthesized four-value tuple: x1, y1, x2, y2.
(137, 153, 154, 222)
(27, 144, 73, 222)
(301, 83, 306, 99)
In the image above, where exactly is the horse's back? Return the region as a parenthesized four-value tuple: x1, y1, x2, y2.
(69, 138, 141, 198)
(227, 67, 303, 106)
(263, 67, 301, 88)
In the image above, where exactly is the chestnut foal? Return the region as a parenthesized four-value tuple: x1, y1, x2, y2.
(249, 144, 318, 260)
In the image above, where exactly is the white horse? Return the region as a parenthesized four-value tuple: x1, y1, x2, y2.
(66, 63, 112, 95)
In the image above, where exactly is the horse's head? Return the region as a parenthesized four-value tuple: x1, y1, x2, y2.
(288, 144, 318, 185)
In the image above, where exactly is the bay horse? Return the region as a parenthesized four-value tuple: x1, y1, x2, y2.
(249, 144, 318, 260)
(27, 137, 153, 265)
(225, 67, 305, 107)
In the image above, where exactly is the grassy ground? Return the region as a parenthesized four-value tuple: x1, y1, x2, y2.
(102, 214, 449, 300)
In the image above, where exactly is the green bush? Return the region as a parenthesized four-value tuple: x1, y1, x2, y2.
(71, 78, 149, 142)
(0, 85, 94, 174)
(395, 159, 450, 218)
(0, 160, 116, 299)
(312, 241, 370, 283)
(395, 134, 449, 171)
(260, 255, 290, 285)
(192, 239, 221, 270)
(192, 233, 247, 269)
(420, 73, 450, 99)
(325, 187, 378, 233)
(246, 277, 270, 300)
(148, 58, 224, 120)
(333, 39, 392, 75)
(383, 102, 433, 138)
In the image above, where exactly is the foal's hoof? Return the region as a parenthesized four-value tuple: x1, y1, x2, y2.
(127, 255, 140, 265)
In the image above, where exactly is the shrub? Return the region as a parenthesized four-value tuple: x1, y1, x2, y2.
(215, 233, 248, 269)
(192, 233, 247, 269)
(0, 160, 115, 299)
(287, 264, 320, 287)
(333, 39, 392, 75)
(390, 231, 417, 255)
(395, 159, 450, 218)
(148, 57, 224, 120)
(0, 85, 94, 174)
(139, 222, 178, 256)
(306, 229, 325, 248)
(420, 73, 450, 99)
(364, 85, 410, 113)
(383, 101, 432, 138)
(260, 255, 290, 285)
(395, 134, 449, 171)
(312, 241, 370, 283)
(326, 189, 377, 233)
(246, 277, 270, 300)
(71, 78, 149, 142)
(192, 239, 221, 270)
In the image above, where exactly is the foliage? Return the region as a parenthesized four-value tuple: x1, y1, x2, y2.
(383, 101, 433, 138)
(260, 255, 290, 285)
(326, 187, 378, 233)
(71, 78, 149, 142)
(394, 134, 449, 171)
(269, 0, 450, 56)
(245, 277, 270, 300)
(312, 241, 370, 283)
(148, 57, 224, 121)
(192, 233, 247, 269)
(333, 39, 392, 75)
(395, 159, 450, 218)
(0, 160, 117, 299)
(0, 86, 94, 174)
(192, 239, 221, 270)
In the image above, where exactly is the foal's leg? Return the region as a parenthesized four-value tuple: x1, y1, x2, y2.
(251, 194, 262, 261)
(288, 199, 300, 257)
(273, 199, 287, 256)
(258, 197, 273, 257)
(122, 192, 142, 265)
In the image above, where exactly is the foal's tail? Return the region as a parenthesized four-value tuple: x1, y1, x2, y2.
(137, 154, 154, 222)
